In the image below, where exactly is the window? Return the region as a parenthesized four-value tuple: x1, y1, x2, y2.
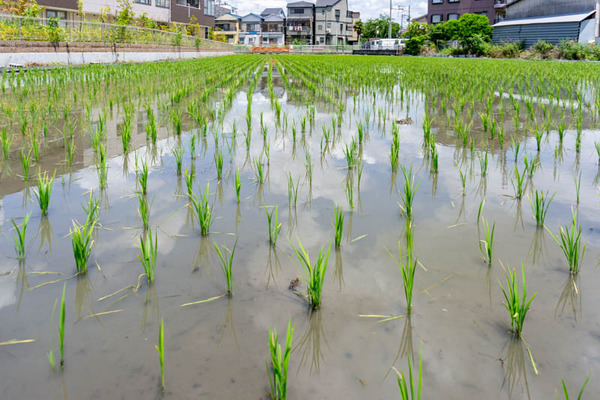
(317, 24, 323, 31)
(187, 0, 199, 8)
(448, 0, 459, 2)
(477, 11, 487, 16)
(47, 10, 67, 19)
(156, 0, 169, 7)
(340, 24, 343, 32)
(448, 13, 459, 20)
(135, 0, 151, 4)
(176, 0, 185, 5)
(291, 8, 304, 14)
(204, 0, 214, 15)
(327, 22, 331, 28)
(431, 14, 442, 23)
(432, 0, 442, 4)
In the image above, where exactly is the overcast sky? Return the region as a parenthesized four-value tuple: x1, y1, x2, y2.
(229, 0, 428, 21)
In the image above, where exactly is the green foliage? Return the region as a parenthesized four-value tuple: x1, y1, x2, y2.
(213, 239, 237, 296)
(499, 264, 536, 336)
(12, 213, 30, 261)
(139, 228, 158, 283)
(71, 220, 96, 273)
(267, 320, 294, 400)
(290, 240, 331, 310)
(394, 343, 423, 400)
(362, 13, 401, 39)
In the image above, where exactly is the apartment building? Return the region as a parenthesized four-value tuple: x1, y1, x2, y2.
(347, 10, 360, 44)
(314, 0, 352, 45)
(427, 0, 508, 25)
(36, 0, 215, 32)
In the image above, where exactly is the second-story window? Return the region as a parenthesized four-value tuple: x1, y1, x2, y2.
(204, 0, 215, 15)
(135, 0, 151, 5)
(431, 14, 442, 23)
(155, 0, 169, 8)
(432, 0, 442, 4)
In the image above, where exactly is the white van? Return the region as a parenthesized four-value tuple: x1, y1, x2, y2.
(372, 39, 406, 50)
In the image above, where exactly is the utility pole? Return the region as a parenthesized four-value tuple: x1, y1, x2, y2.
(389, 0, 392, 39)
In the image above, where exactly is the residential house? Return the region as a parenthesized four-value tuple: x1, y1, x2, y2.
(427, 0, 508, 25)
(239, 13, 263, 45)
(314, 0, 352, 45)
(347, 10, 360, 44)
(215, 12, 241, 43)
(286, 1, 315, 44)
(36, 0, 215, 33)
(261, 8, 286, 46)
(493, 0, 598, 47)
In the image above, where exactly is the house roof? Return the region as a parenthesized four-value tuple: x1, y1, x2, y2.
(264, 14, 285, 22)
(316, 0, 340, 7)
(288, 1, 314, 7)
(493, 11, 594, 27)
(241, 13, 264, 21)
(261, 7, 285, 16)
(216, 13, 242, 21)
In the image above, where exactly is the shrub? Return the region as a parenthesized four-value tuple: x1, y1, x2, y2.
(532, 40, 555, 58)
(558, 40, 588, 60)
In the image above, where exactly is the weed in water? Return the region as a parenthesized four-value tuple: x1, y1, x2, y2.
(547, 208, 586, 275)
(139, 228, 158, 283)
(213, 239, 237, 296)
(290, 240, 331, 310)
(267, 320, 294, 400)
(499, 263, 536, 336)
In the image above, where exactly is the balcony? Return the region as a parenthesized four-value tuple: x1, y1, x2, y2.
(494, 0, 508, 8)
(287, 26, 311, 35)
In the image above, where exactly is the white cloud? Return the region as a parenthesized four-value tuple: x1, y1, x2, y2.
(230, 0, 427, 22)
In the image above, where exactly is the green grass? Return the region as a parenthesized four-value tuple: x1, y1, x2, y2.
(190, 183, 213, 236)
(499, 263, 536, 336)
(266, 206, 282, 248)
(34, 171, 55, 216)
(528, 190, 554, 228)
(155, 319, 165, 391)
(394, 342, 423, 400)
(333, 205, 344, 248)
(399, 165, 420, 220)
(139, 228, 158, 284)
(12, 213, 30, 261)
(213, 239, 237, 296)
(267, 320, 294, 400)
(290, 240, 331, 310)
(547, 209, 586, 275)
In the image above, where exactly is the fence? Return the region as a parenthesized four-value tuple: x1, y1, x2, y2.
(288, 44, 358, 54)
(0, 13, 234, 51)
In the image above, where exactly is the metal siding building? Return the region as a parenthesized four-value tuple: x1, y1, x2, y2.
(492, 11, 595, 47)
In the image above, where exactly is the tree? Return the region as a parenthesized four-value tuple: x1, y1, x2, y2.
(353, 20, 363, 41)
(115, 0, 134, 26)
(403, 22, 429, 55)
(456, 14, 492, 55)
(362, 14, 401, 39)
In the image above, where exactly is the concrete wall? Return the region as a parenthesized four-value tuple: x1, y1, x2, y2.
(580, 18, 597, 43)
(0, 50, 232, 68)
(506, 0, 597, 19)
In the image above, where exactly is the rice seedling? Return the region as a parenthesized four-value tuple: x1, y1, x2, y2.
(393, 342, 423, 400)
(532, 125, 543, 152)
(34, 171, 55, 216)
(459, 168, 466, 196)
(12, 213, 30, 261)
(388, 232, 418, 314)
(1, 128, 11, 159)
(213, 239, 237, 296)
(145, 109, 157, 143)
(59, 283, 66, 368)
(528, 190, 555, 228)
(172, 146, 184, 176)
(512, 165, 526, 199)
(333, 205, 344, 248)
(290, 240, 331, 310)
(266, 320, 293, 400)
(560, 374, 591, 400)
(522, 152, 538, 177)
(190, 183, 213, 236)
(184, 168, 194, 199)
(574, 172, 581, 204)
(234, 168, 241, 203)
(547, 209, 586, 275)
(305, 152, 313, 188)
(214, 149, 224, 180)
(266, 206, 282, 248)
(345, 179, 354, 210)
(596, 141, 600, 163)
(19, 149, 32, 181)
(137, 193, 150, 231)
(155, 319, 165, 391)
(499, 263, 536, 336)
(479, 152, 488, 177)
(189, 133, 197, 159)
(254, 156, 264, 183)
(511, 137, 521, 162)
(399, 165, 420, 220)
(479, 218, 495, 265)
(139, 228, 158, 283)
(65, 138, 76, 165)
(171, 109, 182, 135)
(121, 121, 131, 153)
(287, 173, 299, 208)
(70, 220, 95, 273)
(137, 158, 149, 195)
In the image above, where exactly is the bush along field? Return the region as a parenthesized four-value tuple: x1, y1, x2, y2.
(0, 54, 598, 399)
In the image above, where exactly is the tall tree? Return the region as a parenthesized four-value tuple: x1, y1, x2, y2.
(362, 14, 400, 39)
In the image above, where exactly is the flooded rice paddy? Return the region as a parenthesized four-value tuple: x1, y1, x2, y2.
(1, 55, 600, 399)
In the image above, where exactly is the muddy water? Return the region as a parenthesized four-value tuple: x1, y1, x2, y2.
(1, 63, 600, 400)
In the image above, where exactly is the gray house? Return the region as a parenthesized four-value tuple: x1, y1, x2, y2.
(314, 0, 352, 45)
(493, 0, 599, 47)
